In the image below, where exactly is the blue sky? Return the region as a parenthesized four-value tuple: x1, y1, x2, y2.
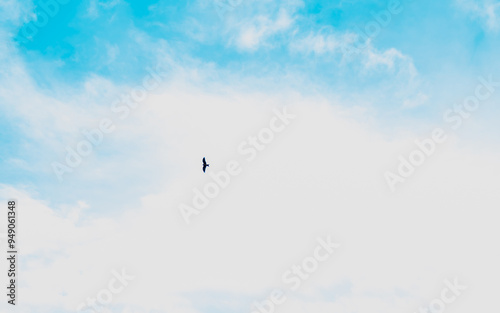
(1, 0, 500, 312)
(8, 0, 499, 91)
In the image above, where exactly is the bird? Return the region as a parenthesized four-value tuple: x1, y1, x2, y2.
(202, 157, 209, 173)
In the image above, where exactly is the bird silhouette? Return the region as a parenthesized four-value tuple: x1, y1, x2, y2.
(202, 157, 209, 173)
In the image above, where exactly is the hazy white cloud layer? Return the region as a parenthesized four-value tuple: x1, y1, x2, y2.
(0, 81, 499, 312)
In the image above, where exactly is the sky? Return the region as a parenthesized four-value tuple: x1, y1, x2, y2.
(0, 0, 499, 312)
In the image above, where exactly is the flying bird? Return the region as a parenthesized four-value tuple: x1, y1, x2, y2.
(202, 157, 209, 173)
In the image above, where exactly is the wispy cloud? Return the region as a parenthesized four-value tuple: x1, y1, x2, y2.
(456, 0, 500, 30)
(85, 0, 123, 19)
(0, 0, 34, 26)
(220, 1, 303, 51)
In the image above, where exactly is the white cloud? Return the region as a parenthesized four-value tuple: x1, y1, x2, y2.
(289, 28, 425, 107)
(215, 0, 303, 51)
(233, 9, 294, 51)
(289, 29, 359, 55)
(364, 47, 407, 70)
(290, 28, 419, 78)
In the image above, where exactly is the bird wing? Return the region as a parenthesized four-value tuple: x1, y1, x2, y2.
(203, 157, 206, 165)
(203, 164, 207, 172)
